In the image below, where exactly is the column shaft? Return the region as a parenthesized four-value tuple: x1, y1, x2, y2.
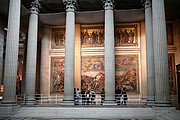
(2, 0, 21, 104)
(0, 19, 4, 85)
(25, 12, 38, 102)
(144, 0, 155, 105)
(63, 11, 75, 102)
(104, 9, 115, 103)
(152, 0, 170, 106)
(40, 25, 50, 95)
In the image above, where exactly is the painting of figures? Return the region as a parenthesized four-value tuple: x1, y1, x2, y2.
(50, 57, 65, 94)
(115, 25, 138, 46)
(81, 56, 104, 93)
(168, 53, 176, 95)
(166, 23, 174, 45)
(51, 27, 65, 49)
(115, 55, 139, 92)
(81, 26, 104, 47)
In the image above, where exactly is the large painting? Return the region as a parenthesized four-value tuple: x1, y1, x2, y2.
(115, 55, 139, 92)
(166, 23, 174, 45)
(81, 56, 104, 93)
(81, 26, 104, 47)
(115, 25, 138, 46)
(50, 57, 65, 94)
(51, 27, 65, 49)
(168, 53, 176, 95)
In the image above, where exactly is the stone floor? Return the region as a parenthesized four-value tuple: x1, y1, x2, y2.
(0, 118, 153, 120)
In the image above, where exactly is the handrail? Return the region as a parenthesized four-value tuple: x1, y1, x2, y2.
(16, 94, 145, 106)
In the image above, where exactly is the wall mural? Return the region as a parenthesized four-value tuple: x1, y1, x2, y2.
(81, 55, 139, 93)
(81, 24, 138, 47)
(115, 55, 139, 92)
(115, 25, 138, 46)
(81, 26, 104, 47)
(168, 53, 176, 95)
(51, 27, 66, 49)
(166, 23, 174, 45)
(81, 56, 105, 93)
(50, 57, 65, 94)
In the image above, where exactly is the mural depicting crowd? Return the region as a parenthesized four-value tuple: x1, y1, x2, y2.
(51, 28, 66, 49)
(115, 55, 138, 92)
(81, 56, 105, 93)
(51, 57, 65, 93)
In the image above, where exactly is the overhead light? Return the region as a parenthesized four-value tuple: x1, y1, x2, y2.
(4, 28, 7, 31)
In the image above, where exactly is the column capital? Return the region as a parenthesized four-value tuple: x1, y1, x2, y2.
(102, 0, 114, 10)
(142, 0, 152, 9)
(29, 0, 41, 14)
(63, 0, 77, 12)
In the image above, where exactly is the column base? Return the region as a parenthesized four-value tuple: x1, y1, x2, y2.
(155, 100, 172, 107)
(62, 100, 75, 105)
(0, 105, 20, 116)
(103, 99, 116, 105)
(1, 100, 17, 106)
(146, 100, 155, 106)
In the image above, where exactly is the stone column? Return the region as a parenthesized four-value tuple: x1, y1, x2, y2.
(0, 19, 3, 85)
(25, 0, 40, 103)
(63, 0, 76, 104)
(144, 0, 155, 106)
(40, 25, 50, 95)
(1, 0, 21, 105)
(103, 0, 116, 104)
(152, 0, 171, 106)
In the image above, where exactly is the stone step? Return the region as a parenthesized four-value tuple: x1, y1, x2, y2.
(13, 107, 155, 119)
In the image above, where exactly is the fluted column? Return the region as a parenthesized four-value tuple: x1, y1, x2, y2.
(63, 0, 76, 104)
(0, 19, 3, 85)
(144, 0, 155, 106)
(1, 0, 21, 105)
(103, 0, 116, 104)
(40, 25, 50, 95)
(25, 0, 40, 103)
(152, 0, 171, 106)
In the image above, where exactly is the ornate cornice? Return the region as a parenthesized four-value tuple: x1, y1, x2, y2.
(142, 0, 152, 9)
(63, 0, 77, 12)
(29, 0, 41, 14)
(102, 0, 114, 10)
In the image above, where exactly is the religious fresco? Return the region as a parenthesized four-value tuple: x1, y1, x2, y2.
(168, 53, 176, 95)
(51, 27, 66, 49)
(81, 25, 138, 47)
(50, 57, 65, 94)
(115, 25, 138, 46)
(81, 26, 104, 47)
(166, 23, 174, 45)
(115, 55, 139, 92)
(81, 56, 104, 93)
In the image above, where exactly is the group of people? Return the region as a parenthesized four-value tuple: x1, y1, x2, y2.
(74, 87, 128, 105)
(115, 87, 128, 105)
(74, 88, 96, 105)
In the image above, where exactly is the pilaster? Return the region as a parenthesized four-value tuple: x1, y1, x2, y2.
(40, 25, 50, 95)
